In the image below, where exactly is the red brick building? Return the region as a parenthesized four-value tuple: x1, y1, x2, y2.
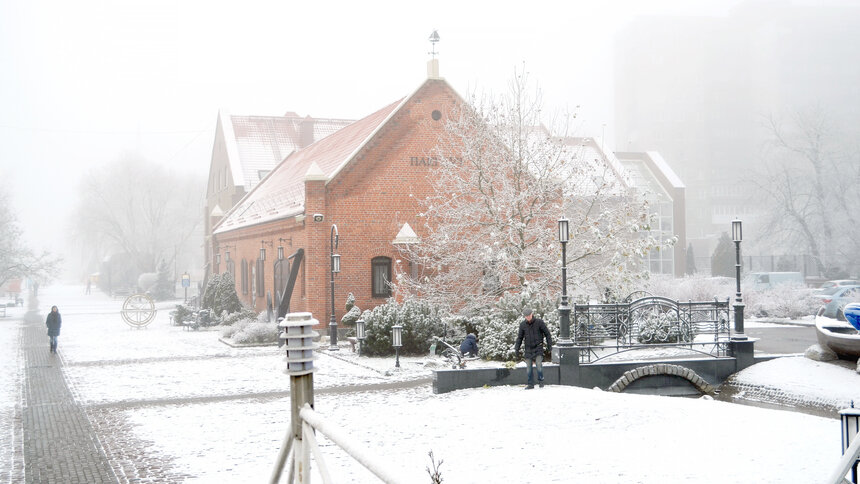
(211, 66, 461, 328)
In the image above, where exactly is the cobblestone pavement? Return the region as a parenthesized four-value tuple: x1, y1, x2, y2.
(20, 308, 119, 484)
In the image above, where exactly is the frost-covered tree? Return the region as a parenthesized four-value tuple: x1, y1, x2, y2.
(201, 272, 243, 317)
(711, 233, 735, 278)
(756, 110, 860, 275)
(69, 155, 203, 279)
(151, 259, 174, 301)
(685, 243, 697, 275)
(0, 190, 61, 286)
(396, 69, 665, 314)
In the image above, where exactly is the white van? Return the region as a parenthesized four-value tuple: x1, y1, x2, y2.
(747, 272, 805, 290)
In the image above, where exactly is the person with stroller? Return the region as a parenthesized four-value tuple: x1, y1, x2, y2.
(459, 333, 479, 357)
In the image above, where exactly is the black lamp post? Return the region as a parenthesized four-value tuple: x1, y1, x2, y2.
(356, 318, 366, 356)
(329, 224, 340, 351)
(557, 217, 572, 343)
(392, 324, 403, 368)
(732, 219, 746, 340)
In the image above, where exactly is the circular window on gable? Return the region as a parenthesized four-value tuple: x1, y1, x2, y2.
(431, 109, 442, 121)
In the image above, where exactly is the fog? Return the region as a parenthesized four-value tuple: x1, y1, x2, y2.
(7, 0, 853, 280)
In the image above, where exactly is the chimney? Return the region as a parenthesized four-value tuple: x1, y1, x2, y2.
(299, 116, 315, 148)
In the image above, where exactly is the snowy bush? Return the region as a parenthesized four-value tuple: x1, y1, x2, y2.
(220, 318, 250, 339)
(201, 272, 244, 317)
(642, 274, 734, 302)
(637, 310, 690, 344)
(744, 284, 819, 319)
(220, 307, 257, 326)
(170, 304, 194, 325)
(221, 311, 277, 344)
(359, 299, 448, 356)
(641, 274, 818, 319)
(470, 292, 559, 361)
(230, 321, 278, 345)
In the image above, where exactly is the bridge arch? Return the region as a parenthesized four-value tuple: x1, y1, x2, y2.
(607, 363, 715, 394)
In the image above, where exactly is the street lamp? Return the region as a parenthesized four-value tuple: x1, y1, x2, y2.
(329, 224, 340, 350)
(356, 318, 366, 356)
(557, 217, 572, 344)
(732, 219, 746, 340)
(392, 324, 403, 368)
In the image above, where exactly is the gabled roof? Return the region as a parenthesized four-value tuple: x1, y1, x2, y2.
(220, 111, 354, 191)
(214, 97, 406, 233)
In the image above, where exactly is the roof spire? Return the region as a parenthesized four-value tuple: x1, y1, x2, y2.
(427, 30, 441, 79)
(428, 30, 440, 59)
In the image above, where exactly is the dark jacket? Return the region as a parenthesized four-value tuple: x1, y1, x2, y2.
(515, 317, 552, 359)
(459, 333, 478, 356)
(46, 311, 62, 337)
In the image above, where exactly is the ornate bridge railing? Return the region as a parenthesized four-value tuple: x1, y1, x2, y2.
(573, 296, 732, 363)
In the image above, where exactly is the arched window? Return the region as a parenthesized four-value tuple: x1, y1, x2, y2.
(371, 256, 392, 298)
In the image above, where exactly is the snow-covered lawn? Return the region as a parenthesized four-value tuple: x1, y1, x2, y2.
(26, 284, 860, 483)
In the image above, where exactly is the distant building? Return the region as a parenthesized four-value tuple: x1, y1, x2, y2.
(566, 138, 687, 277)
(614, 0, 860, 261)
(204, 112, 353, 281)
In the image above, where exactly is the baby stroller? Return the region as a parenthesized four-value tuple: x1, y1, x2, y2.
(434, 336, 479, 369)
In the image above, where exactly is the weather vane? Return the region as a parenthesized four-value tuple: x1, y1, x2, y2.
(428, 30, 440, 59)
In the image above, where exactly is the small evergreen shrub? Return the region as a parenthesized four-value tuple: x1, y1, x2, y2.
(359, 299, 448, 356)
(341, 292, 361, 326)
(201, 272, 243, 317)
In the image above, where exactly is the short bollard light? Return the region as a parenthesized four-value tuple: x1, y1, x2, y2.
(355, 318, 366, 356)
(392, 324, 403, 368)
(841, 401, 860, 484)
(279, 312, 318, 375)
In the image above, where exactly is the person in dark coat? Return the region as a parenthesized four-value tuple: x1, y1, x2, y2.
(514, 308, 552, 389)
(46, 306, 62, 354)
(459, 333, 479, 357)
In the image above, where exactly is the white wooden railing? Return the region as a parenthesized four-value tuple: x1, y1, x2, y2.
(271, 312, 407, 484)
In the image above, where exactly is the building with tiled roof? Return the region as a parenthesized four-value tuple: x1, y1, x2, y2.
(209, 60, 463, 329)
(204, 111, 353, 279)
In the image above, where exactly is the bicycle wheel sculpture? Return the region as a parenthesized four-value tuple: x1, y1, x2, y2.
(121, 294, 157, 328)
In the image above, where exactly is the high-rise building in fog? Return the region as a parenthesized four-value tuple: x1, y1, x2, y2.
(615, 0, 860, 265)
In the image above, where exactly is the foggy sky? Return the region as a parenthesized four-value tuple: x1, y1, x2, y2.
(0, 0, 747, 269)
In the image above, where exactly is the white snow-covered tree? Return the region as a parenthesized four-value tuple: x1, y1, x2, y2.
(70, 155, 203, 278)
(0, 190, 61, 286)
(756, 109, 860, 276)
(396, 69, 667, 314)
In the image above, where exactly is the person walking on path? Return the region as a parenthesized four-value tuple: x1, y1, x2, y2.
(515, 308, 552, 389)
(86, 279, 91, 294)
(46, 305, 62, 353)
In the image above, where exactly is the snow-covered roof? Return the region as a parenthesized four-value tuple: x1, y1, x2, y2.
(222, 111, 354, 191)
(214, 98, 404, 234)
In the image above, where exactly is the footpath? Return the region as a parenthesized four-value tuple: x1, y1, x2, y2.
(19, 300, 118, 484)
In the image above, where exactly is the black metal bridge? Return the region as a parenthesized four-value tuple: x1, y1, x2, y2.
(434, 296, 765, 395)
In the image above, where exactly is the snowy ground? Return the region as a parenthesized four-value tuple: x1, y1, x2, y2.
(10, 284, 860, 483)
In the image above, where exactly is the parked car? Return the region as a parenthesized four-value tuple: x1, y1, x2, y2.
(816, 279, 860, 292)
(816, 285, 860, 320)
